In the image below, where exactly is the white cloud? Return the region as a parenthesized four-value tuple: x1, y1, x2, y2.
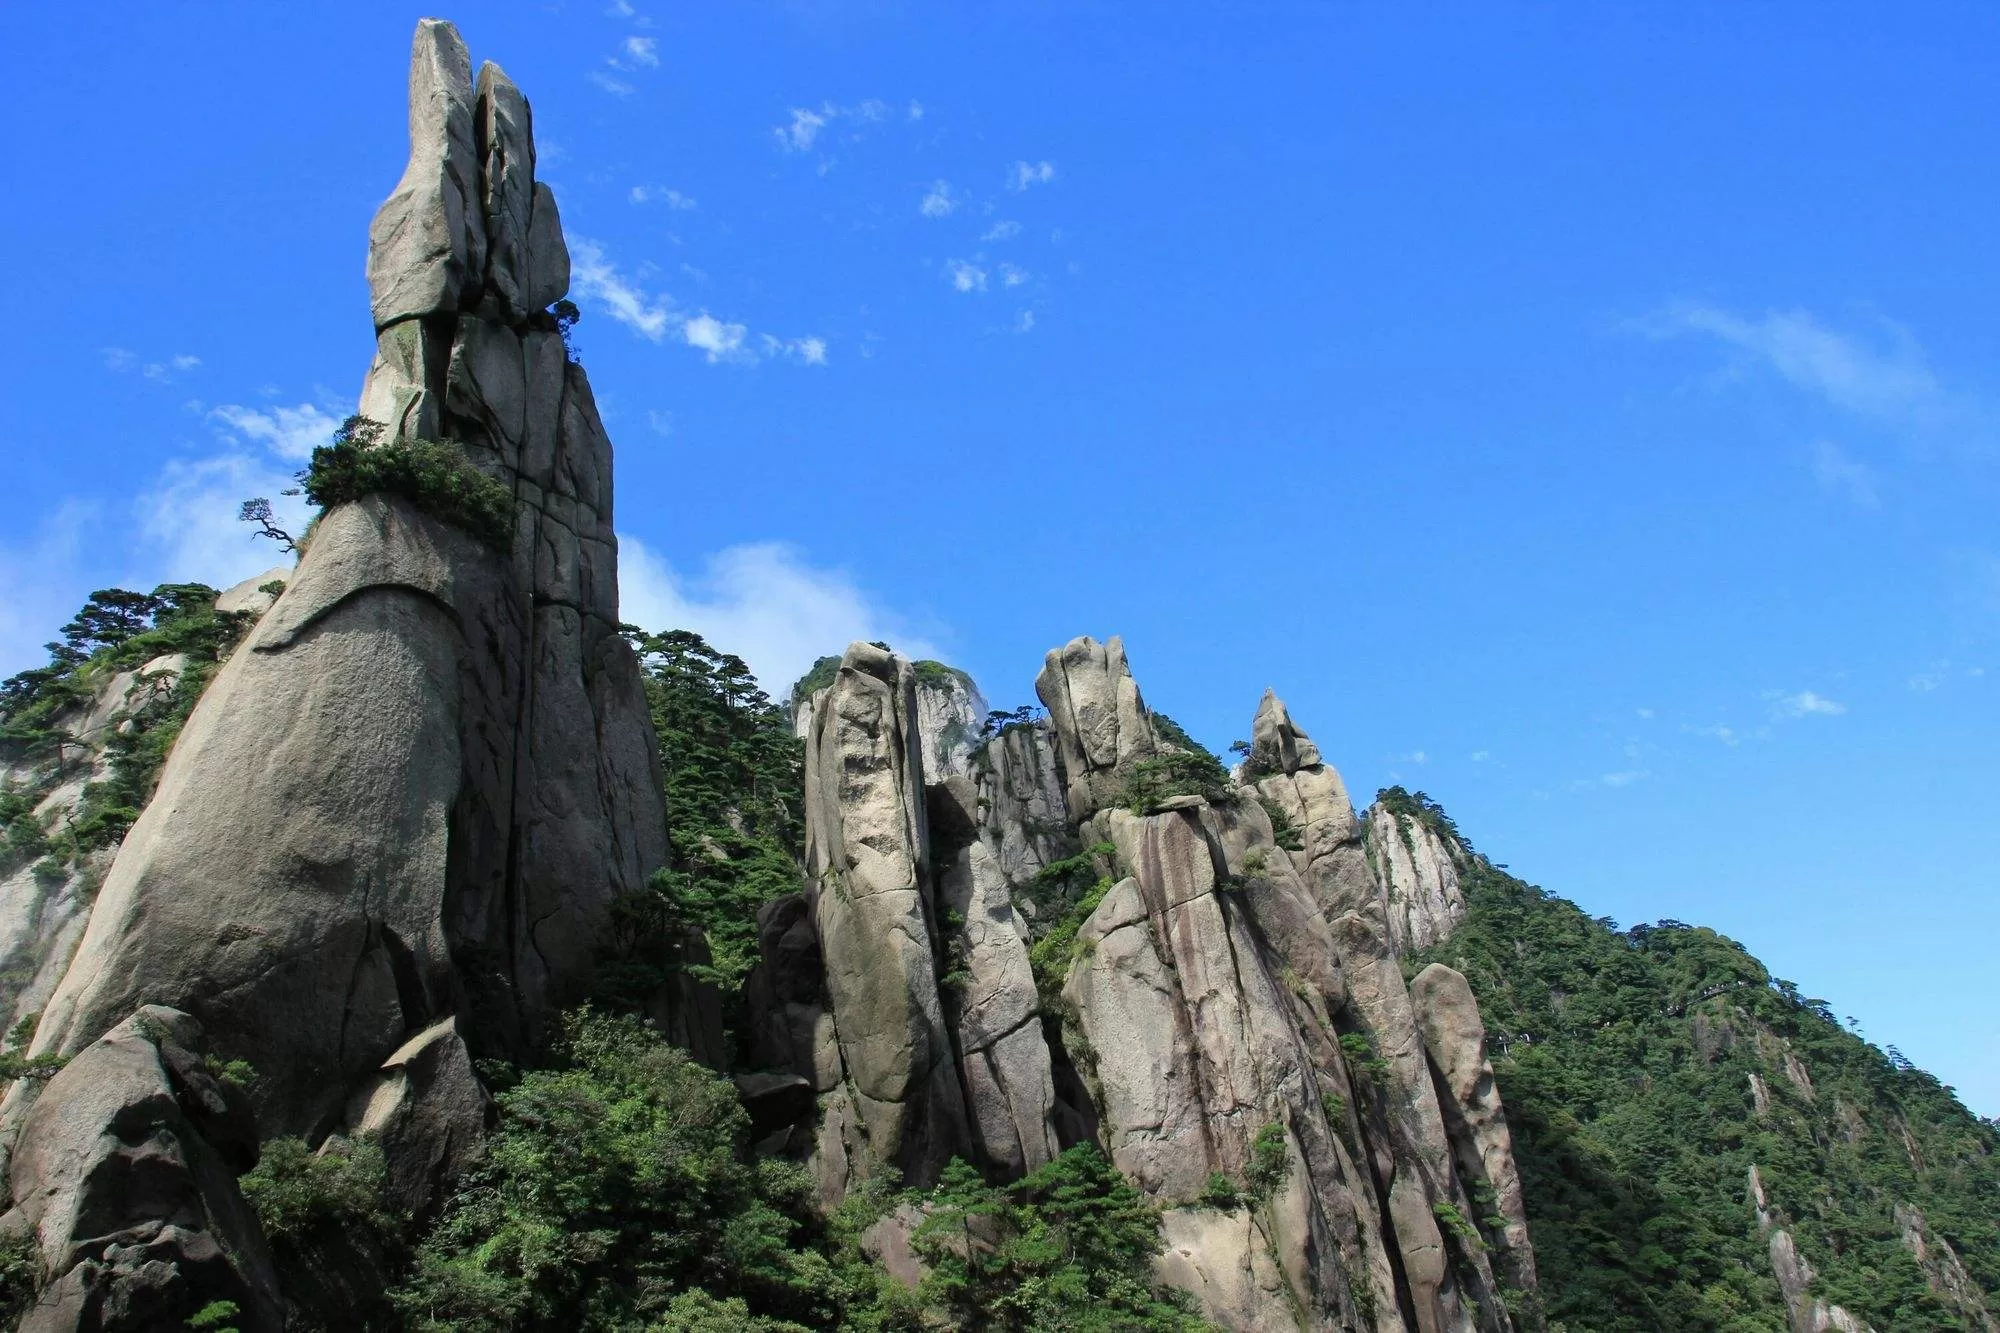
(907, 101, 924, 121)
(630, 185, 696, 209)
(946, 260, 987, 293)
(620, 36, 658, 67)
(1599, 770, 1648, 788)
(570, 237, 675, 341)
(589, 71, 635, 97)
(209, 403, 341, 462)
(1469, 750, 1491, 762)
(1685, 722, 1742, 746)
(0, 503, 100, 678)
(1809, 440, 1879, 508)
(1771, 689, 1847, 719)
(606, 0, 635, 14)
(920, 181, 957, 219)
(998, 263, 1029, 287)
(132, 452, 308, 595)
(1012, 310, 1035, 334)
(1646, 303, 1940, 422)
(791, 336, 828, 366)
(854, 99, 889, 122)
(1008, 160, 1056, 191)
(1394, 749, 1429, 766)
(774, 106, 829, 152)
(618, 537, 938, 695)
(981, 220, 1021, 242)
(647, 410, 674, 437)
(103, 347, 202, 383)
(683, 313, 749, 363)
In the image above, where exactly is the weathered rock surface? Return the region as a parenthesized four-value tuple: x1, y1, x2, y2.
(1752, 1165, 1874, 1333)
(912, 665, 988, 779)
(1034, 636, 1156, 820)
(802, 643, 970, 1192)
(1366, 806, 1468, 955)
(927, 776, 1058, 1177)
(7, 20, 666, 1305)
(4, 1007, 280, 1332)
(1411, 964, 1536, 1295)
(1894, 1203, 1997, 1332)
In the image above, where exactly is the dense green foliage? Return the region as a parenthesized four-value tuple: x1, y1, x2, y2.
(300, 416, 515, 548)
(0, 583, 249, 866)
(397, 1010, 1195, 1331)
(1121, 714, 1233, 814)
(600, 629, 805, 1010)
(1412, 849, 2000, 1332)
(909, 1150, 1202, 1331)
(1023, 843, 1119, 1012)
(392, 1010, 831, 1332)
(787, 654, 842, 711)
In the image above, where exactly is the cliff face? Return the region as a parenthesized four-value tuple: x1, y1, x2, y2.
(0, 21, 664, 1328)
(749, 636, 1539, 1331)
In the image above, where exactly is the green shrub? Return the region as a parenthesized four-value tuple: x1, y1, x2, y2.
(299, 416, 514, 549)
(391, 1009, 832, 1332)
(240, 1137, 398, 1251)
(910, 1148, 1202, 1330)
(1258, 797, 1304, 851)
(1121, 750, 1233, 814)
(1245, 1123, 1290, 1202)
(1338, 1031, 1390, 1082)
(1198, 1172, 1241, 1209)
(0, 1223, 39, 1325)
(186, 1300, 240, 1331)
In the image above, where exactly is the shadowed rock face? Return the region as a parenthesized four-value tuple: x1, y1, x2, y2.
(801, 643, 970, 1194)
(11, 17, 663, 1226)
(748, 636, 1538, 1331)
(6, 1008, 280, 1333)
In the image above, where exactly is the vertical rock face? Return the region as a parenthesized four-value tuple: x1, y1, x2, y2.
(1410, 965, 1536, 1296)
(801, 643, 969, 1193)
(1751, 1166, 1874, 1333)
(748, 640, 1540, 1330)
(1366, 807, 1468, 955)
(1034, 636, 1157, 820)
(15, 15, 663, 1229)
(1893, 1204, 1998, 1332)
(912, 665, 988, 778)
(6, 1007, 280, 1332)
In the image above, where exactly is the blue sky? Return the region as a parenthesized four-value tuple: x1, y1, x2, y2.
(4, 3, 1997, 1113)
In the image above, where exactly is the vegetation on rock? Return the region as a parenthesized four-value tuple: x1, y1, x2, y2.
(1413, 849, 2000, 1332)
(298, 415, 515, 548)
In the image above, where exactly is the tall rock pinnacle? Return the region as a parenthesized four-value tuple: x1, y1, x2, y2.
(1, 21, 664, 1325)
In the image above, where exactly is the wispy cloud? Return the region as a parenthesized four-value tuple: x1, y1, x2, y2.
(209, 403, 341, 462)
(998, 263, 1029, 288)
(618, 538, 938, 695)
(683, 313, 749, 363)
(589, 71, 635, 97)
(1809, 440, 1879, 508)
(630, 185, 697, 209)
(945, 260, 987, 294)
(1008, 160, 1057, 191)
(618, 35, 659, 68)
(1907, 660, 1984, 693)
(570, 237, 674, 340)
(907, 101, 925, 121)
(103, 348, 202, 383)
(919, 181, 957, 219)
(1011, 310, 1036, 334)
(1643, 303, 1942, 424)
(571, 238, 820, 366)
(774, 106, 830, 152)
(1770, 689, 1847, 719)
(1684, 722, 1744, 746)
(1571, 768, 1650, 792)
(981, 220, 1021, 242)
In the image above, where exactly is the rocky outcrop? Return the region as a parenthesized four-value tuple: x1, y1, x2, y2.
(1750, 1165, 1873, 1333)
(801, 643, 969, 1194)
(912, 665, 988, 778)
(4, 1007, 279, 1332)
(8, 14, 662, 1262)
(749, 640, 1539, 1330)
(1411, 965, 1536, 1295)
(928, 777, 1058, 1178)
(1894, 1203, 1997, 1332)
(1034, 636, 1157, 820)
(1366, 807, 1467, 955)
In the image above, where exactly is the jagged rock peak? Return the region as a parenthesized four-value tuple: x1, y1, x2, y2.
(1034, 634, 1157, 819)
(366, 20, 567, 332)
(1247, 688, 1322, 777)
